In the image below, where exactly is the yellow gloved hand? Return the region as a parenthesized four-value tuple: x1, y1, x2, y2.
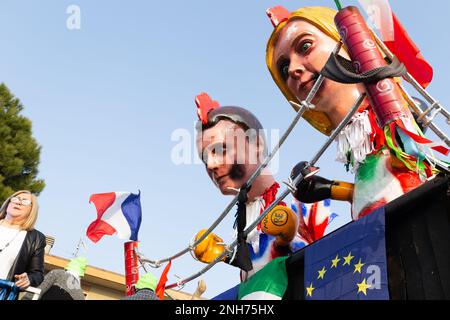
(261, 205, 298, 246)
(331, 181, 354, 202)
(191, 229, 227, 264)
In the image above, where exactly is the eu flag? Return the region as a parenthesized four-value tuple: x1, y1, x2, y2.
(304, 207, 389, 300)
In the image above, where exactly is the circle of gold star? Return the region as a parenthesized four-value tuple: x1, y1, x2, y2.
(343, 252, 354, 266)
(331, 255, 340, 268)
(317, 267, 327, 280)
(354, 259, 365, 274)
(357, 278, 371, 296)
(306, 283, 315, 297)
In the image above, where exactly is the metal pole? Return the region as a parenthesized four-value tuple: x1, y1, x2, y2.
(398, 83, 450, 147)
(372, 31, 450, 126)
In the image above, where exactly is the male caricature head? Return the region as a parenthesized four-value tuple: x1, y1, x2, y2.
(195, 93, 267, 195)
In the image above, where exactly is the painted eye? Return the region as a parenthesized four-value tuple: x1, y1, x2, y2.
(212, 143, 226, 156)
(299, 41, 312, 54)
(279, 60, 290, 81)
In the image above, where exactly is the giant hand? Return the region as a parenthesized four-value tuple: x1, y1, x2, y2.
(192, 230, 227, 264)
(290, 161, 354, 203)
(261, 205, 298, 246)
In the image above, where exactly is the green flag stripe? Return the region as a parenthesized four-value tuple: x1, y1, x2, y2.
(240, 291, 282, 300)
(238, 257, 289, 299)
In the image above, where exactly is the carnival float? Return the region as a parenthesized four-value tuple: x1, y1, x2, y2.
(2, 0, 449, 300)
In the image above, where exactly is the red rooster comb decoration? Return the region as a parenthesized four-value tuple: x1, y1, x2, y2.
(266, 6, 290, 28)
(195, 92, 220, 124)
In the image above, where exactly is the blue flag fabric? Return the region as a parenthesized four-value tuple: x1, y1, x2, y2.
(304, 207, 389, 300)
(212, 284, 239, 300)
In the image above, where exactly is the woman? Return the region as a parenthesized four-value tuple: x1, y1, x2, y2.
(0, 190, 46, 291)
(265, 6, 446, 219)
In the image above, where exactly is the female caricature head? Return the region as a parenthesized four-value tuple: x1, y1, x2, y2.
(266, 6, 365, 135)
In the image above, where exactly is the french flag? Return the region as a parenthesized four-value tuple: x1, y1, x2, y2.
(86, 191, 142, 243)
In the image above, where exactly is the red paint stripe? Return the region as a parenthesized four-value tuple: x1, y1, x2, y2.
(156, 261, 172, 300)
(358, 200, 388, 219)
(397, 123, 449, 155)
(308, 202, 329, 241)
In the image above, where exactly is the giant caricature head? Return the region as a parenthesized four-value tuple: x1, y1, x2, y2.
(195, 93, 267, 196)
(266, 6, 361, 135)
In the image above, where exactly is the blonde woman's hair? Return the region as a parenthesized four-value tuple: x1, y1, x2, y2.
(0, 190, 39, 231)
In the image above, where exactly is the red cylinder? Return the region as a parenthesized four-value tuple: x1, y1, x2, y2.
(124, 241, 139, 296)
(335, 6, 407, 127)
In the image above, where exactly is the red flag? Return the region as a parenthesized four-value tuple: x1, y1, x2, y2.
(155, 260, 172, 300)
(384, 14, 433, 88)
(86, 192, 117, 243)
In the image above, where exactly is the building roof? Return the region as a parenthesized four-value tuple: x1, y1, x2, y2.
(44, 254, 202, 300)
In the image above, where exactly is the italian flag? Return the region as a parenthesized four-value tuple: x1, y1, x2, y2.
(238, 257, 288, 300)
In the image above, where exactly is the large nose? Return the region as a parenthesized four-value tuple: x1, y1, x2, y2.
(206, 152, 221, 172)
(288, 55, 305, 81)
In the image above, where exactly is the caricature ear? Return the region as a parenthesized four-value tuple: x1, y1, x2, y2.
(248, 131, 267, 159)
(257, 135, 267, 158)
(195, 92, 220, 125)
(266, 6, 290, 28)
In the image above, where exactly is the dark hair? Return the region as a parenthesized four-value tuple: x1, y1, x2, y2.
(196, 106, 267, 154)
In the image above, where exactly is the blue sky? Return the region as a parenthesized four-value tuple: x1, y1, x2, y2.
(0, 0, 448, 298)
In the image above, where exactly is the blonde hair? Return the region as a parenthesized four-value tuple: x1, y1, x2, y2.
(0, 190, 39, 231)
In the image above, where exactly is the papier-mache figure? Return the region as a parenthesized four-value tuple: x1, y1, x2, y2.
(121, 272, 159, 300)
(191, 92, 339, 281)
(265, 6, 448, 219)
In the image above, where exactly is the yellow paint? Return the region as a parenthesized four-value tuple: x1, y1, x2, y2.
(353, 259, 365, 274)
(357, 278, 371, 296)
(317, 267, 327, 280)
(343, 252, 354, 266)
(331, 255, 340, 268)
(306, 283, 315, 297)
